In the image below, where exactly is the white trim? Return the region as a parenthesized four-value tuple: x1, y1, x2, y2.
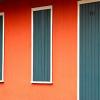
(50, 5, 53, 84)
(77, 2, 80, 100)
(78, 0, 100, 4)
(31, 7, 33, 84)
(31, 6, 53, 84)
(0, 12, 4, 82)
(31, 81, 53, 84)
(77, 1, 100, 100)
(32, 6, 52, 11)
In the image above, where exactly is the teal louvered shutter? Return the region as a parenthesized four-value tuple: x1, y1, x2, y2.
(32, 7, 52, 83)
(79, 2, 100, 100)
(0, 14, 4, 81)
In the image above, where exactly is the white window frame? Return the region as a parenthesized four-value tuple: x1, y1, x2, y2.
(31, 6, 53, 84)
(0, 12, 4, 83)
(77, 0, 100, 100)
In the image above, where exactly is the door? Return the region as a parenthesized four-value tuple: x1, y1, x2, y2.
(79, 2, 100, 100)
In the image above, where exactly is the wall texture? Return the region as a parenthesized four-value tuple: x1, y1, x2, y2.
(0, 0, 77, 100)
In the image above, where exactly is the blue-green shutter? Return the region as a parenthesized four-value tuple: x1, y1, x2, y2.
(0, 15, 3, 81)
(80, 2, 100, 100)
(33, 9, 51, 82)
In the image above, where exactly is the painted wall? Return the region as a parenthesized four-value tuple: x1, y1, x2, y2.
(0, 0, 77, 100)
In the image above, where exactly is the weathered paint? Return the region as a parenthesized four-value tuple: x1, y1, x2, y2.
(0, 0, 77, 100)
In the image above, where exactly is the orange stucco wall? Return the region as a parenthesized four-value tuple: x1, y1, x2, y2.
(0, 0, 77, 100)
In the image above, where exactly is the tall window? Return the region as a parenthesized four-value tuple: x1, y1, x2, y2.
(79, 2, 100, 100)
(31, 6, 52, 84)
(0, 13, 4, 82)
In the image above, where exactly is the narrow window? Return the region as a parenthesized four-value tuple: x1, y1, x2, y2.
(0, 13, 4, 82)
(31, 6, 52, 84)
(78, 2, 100, 100)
